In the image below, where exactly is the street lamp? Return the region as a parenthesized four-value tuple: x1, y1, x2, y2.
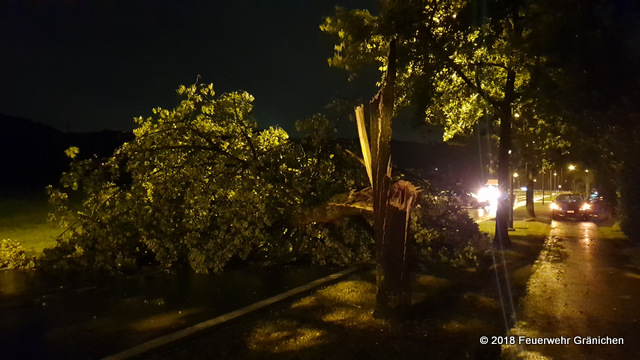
(568, 164, 576, 192)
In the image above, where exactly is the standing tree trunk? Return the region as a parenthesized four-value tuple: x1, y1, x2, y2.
(526, 168, 536, 218)
(494, 3, 525, 247)
(494, 102, 513, 247)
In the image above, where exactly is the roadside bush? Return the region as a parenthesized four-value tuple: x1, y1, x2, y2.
(410, 194, 490, 270)
(0, 239, 35, 269)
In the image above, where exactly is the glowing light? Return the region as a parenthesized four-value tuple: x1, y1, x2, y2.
(568, 165, 576, 171)
(478, 185, 499, 215)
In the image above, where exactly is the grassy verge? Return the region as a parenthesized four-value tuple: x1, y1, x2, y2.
(0, 191, 60, 255)
(478, 202, 552, 239)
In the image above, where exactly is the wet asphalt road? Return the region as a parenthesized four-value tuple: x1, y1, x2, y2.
(504, 220, 640, 359)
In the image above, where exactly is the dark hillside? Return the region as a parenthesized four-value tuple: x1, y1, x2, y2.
(0, 114, 131, 191)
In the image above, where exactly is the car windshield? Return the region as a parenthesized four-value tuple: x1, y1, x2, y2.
(556, 195, 584, 202)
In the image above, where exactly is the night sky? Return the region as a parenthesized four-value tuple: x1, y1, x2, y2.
(1, 0, 380, 135)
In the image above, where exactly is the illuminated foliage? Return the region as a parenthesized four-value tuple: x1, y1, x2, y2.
(45, 83, 371, 273)
(411, 196, 489, 269)
(323, 1, 567, 143)
(0, 239, 36, 269)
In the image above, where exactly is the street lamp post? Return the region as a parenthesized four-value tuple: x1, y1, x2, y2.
(541, 169, 545, 205)
(584, 169, 591, 197)
(510, 172, 518, 229)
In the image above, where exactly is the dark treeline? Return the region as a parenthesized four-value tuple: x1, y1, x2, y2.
(0, 113, 132, 191)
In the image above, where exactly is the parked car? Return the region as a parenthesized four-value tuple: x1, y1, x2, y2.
(588, 192, 611, 221)
(550, 194, 592, 221)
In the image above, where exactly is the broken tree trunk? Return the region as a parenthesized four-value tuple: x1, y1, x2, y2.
(374, 180, 419, 318)
(354, 39, 421, 319)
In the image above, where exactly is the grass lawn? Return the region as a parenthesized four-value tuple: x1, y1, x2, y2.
(478, 202, 552, 239)
(0, 190, 60, 254)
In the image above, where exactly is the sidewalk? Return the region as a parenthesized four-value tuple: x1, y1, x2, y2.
(502, 221, 640, 359)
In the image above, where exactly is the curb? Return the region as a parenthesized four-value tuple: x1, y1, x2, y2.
(101, 266, 362, 360)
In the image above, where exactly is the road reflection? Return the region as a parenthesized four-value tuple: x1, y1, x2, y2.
(550, 219, 597, 259)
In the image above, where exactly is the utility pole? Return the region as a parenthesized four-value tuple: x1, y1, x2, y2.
(541, 169, 545, 205)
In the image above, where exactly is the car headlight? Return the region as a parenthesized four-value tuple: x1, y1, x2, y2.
(550, 202, 559, 210)
(581, 203, 591, 211)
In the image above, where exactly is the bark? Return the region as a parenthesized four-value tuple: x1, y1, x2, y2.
(494, 102, 512, 246)
(373, 180, 420, 318)
(494, 3, 525, 246)
(526, 169, 535, 218)
(369, 40, 399, 318)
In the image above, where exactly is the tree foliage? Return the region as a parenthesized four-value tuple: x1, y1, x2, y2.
(45, 83, 371, 273)
(1, 239, 36, 269)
